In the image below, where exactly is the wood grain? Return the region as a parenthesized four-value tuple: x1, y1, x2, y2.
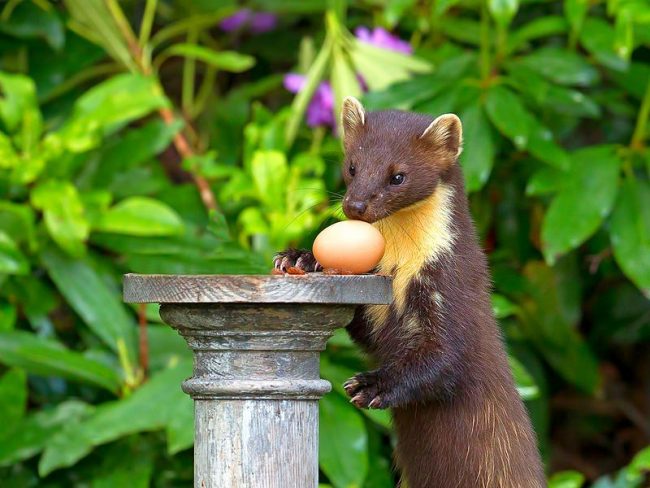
(123, 273, 392, 304)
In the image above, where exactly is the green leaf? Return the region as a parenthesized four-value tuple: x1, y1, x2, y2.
(0, 400, 91, 467)
(166, 395, 194, 454)
(0, 202, 35, 247)
(90, 118, 182, 187)
(440, 17, 481, 45)
(508, 63, 600, 118)
(509, 355, 539, 400)
(39, 360, 192, 475)
(507, 16, 568, 53)
(383, 0, 418, 27)
(518, 47, 599, 86)
(162, 44, 255, 72)
(364, 54, 475, 111)
(627, 446, 650, 484)
(286, 35, 332, 146)
(31, 180, 90, 257)
(0, 72, 41, 135)
(331, 46, 363, 125)
(0, 231, 29, 275)
(0, 1, 65, 50)
(520, 261, 600, 393)
(612, 62, 650, 100)
(564, 0, 589, 37)
(0, 132, 19, 169)
(492, 293, 519, 319)
(91, 438, 154, 488)
(0, 368, 27, 427)
(488, 0, 519, 27)
(580, 17, 628, 71)
(527, 118, 570, 170)
(485, 85, 530, 149)
(433, 0, 462, 16)
(41, 247, 137, 362)
(320, 392, 369, 488)
(62, 0, 137, 71)
(251, 150, 288, 211)
(548, 470, 586, 488)
(459, 103, 495, 192)
(94, 197, 185, 236)
(60, 74, 169, 152)
(526, 167, 563, 196)
(351, 39, 432, 82)
(0, 330, 121, 393)
(0, 302, 17, 331)
(610, 179, 650, 297)
(542, 145, 621, 263)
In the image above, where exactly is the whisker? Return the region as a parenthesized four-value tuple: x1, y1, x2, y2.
(282, 202, 327, 230)
(292, 187, 345, 199)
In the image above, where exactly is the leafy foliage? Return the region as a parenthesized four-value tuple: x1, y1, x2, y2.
(0, 0, 648, 487)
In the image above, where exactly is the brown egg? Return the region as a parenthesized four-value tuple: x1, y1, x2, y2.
(312, 220, 385, 274)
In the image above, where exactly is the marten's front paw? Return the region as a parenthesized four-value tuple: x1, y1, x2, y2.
(344, 371, 394, 409)
(273, 249, 322, 273)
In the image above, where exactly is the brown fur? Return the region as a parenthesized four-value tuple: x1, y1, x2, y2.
(342, 99, 544, 487)
(274, 98, 545, 487)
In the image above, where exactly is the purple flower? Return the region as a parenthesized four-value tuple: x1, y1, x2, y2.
(250, 12, 278, 34)
(306, 82, 335, 128)
(220, 9, 277, 34)
(284, 74, 335, 129)
(354, 26, 412, 55)
(220, 9, 251, 32)
(283, 73, 306, 93)
(283, 28, 411, 133)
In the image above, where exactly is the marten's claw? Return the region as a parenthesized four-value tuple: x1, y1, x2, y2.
(368, 396, 384, 409)
(343, 378, 359, 394)
(345, 371, 391, 409)
(272, 249, 321, 273)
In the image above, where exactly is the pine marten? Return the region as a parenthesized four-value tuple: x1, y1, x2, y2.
(274, 97, 545, 487)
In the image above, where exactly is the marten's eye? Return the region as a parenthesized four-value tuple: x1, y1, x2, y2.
(349, 164, 356, 177)
(390, 173, 405, 185)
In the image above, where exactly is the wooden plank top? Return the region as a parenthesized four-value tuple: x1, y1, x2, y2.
(123, 273, 392, 305)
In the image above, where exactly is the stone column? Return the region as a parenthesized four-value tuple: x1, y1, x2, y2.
(123, 274, 391, 488)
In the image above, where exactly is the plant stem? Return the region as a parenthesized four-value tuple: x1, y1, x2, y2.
(138, 303, 149, 379)
(479, 0, 492, 82)
(310, 126, 326, 154)
(159, 107, 218, 211)
(104, 0, 219, 212)
(631, 81, 650, 150)
(182, 27, 198, 116)
(494, 24, 508, 68)
(191, 66, 216, 120)
(1, 0, 21, 21)
(138, 0, 157, 47)
(105, 0, 142, 66)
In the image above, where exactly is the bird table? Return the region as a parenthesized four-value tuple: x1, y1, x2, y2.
(123, 273, 392, 488)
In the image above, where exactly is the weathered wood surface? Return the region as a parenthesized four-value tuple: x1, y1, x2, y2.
(124, 275, 392, 488)
(123, 273, 392, 304)
(195, 399, 318, 487)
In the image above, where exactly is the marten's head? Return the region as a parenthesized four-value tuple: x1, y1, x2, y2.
(340, 97, 462, 223)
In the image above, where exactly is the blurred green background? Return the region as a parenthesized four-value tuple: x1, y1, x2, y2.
(0, 0, 649, 486)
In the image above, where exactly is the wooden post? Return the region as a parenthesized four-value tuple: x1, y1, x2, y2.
(123, 274, 392, 488)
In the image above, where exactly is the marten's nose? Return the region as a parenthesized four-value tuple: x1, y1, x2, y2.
(346, 200, 367, 218)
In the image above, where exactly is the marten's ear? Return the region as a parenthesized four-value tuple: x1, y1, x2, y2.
(419, 114, 463, 158)
(341, 96, 365, 139)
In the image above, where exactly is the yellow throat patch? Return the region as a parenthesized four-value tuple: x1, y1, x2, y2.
(365, 183, 456, 331)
